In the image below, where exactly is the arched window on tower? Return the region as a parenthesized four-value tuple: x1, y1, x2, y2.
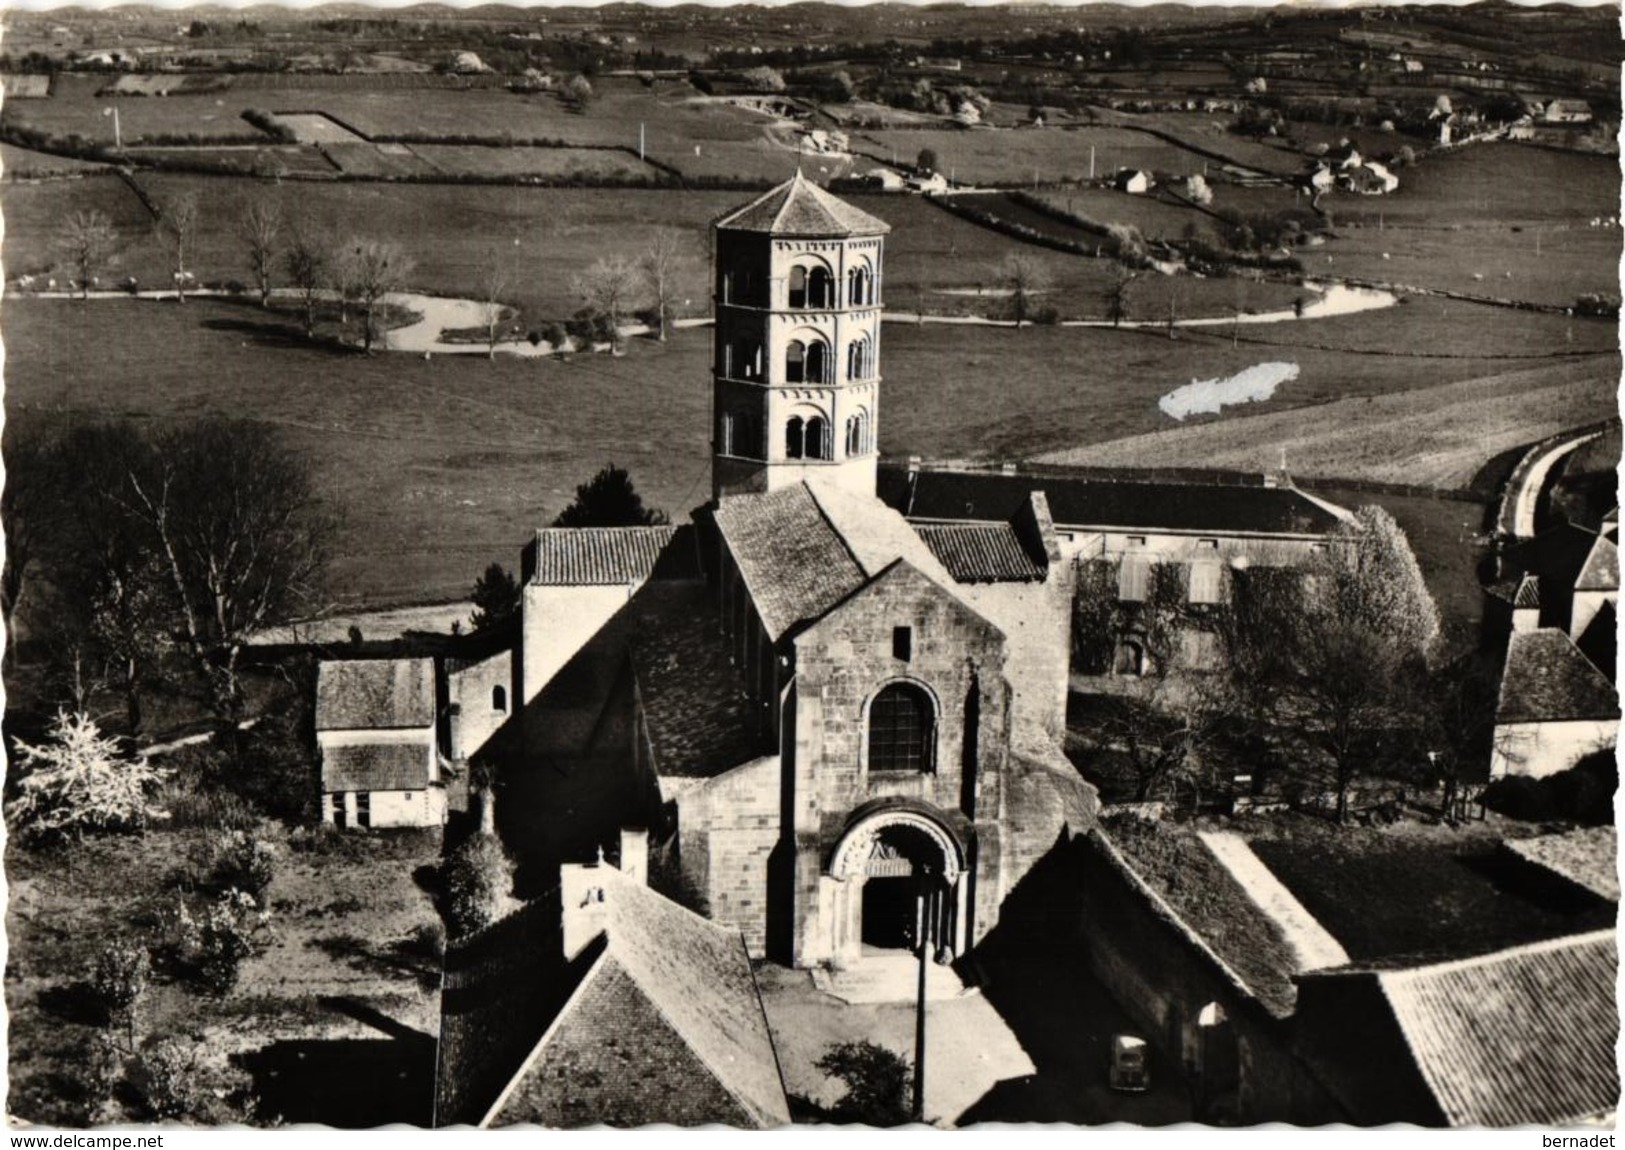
(806, 415, 830, 460)
(847, 336, 872, 381)
(808, 266, 833, 309)
(868, 681, 935, 774)
(785, 416, 805, 460)
(785, 340, 806, 384)
(846, 410, 870, 457)
(847, 262, 873, 306)
(788, 266, 807, 309)
(805, 340, 828, 385)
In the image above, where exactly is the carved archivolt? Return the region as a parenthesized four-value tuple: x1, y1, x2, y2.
(829, 810, 961, 884)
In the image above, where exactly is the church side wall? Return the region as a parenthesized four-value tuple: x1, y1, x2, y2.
(677, 756, 781, 957)
(954, 570, 1074, 739)
(520, 583, 638, 706)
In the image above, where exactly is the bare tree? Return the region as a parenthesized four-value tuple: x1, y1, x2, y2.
(996, 251, 1050, 329)
(640, 228, 687, 342)
(240, 194, 283, 308)
(1104, 267, 1135, 326)
(160, 192, 200, 303)
(58, 210, 117, 300)
(340, 239, 413, 352)
(479, 244, 515, 360)
(282, 231, 327, 339)
(573, 256, 641, 354)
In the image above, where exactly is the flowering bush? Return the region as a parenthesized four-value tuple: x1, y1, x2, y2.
(9, 711, 171, 843)
(171, 889, 274, 994)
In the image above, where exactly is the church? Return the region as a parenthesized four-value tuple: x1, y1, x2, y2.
(497, 173, 1098, 970)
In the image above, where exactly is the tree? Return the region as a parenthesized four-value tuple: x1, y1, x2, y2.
(470, 563, 520, 633)
(282, 226, 328, 339)
(9, 711, 171, 843)
(118, 419, 329, 715)
(340, 238, 413, 352)
(916, 146, 939, 175)
(1104, 268, 1135, 326)
(996, 251, 1049, 328)
(564, 73, 594, 109)
(479, 244, 515, 360)
(553, 464, 669, 528)
(2, 417, 64, 633)
(572, 256, 641, 353)
(814, 1041, 912, 1126)
(741, 65, 786, 92)
(640, 228, 687, 342)
(440, 833, 516, 937)
(58, 209, 116, 300)
(240, 193, 282, 308)
(1230, 507, 1440, 823)
(159, 191, 200, 303)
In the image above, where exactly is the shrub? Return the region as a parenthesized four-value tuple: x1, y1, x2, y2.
(9, 711, 172, 843)
(440, 834, 515, 938)
(541, 321, 569, 349)
(128, 1038, 204, 1121)
(207, 830, 277, 901)
(170, 889, 274, 994)
(91, 941, 151, 1024)
(815, 1041, 913, 1126)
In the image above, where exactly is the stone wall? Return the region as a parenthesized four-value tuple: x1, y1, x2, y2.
(674, 755, 781, 956)
(448, 649, 514, 762)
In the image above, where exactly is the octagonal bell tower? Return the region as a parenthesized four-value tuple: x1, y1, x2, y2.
(711, 172, 890, 502)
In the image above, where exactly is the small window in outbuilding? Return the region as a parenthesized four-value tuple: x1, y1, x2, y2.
(356, 791, 372, 829)
(492, 685, 508, 713)
(331, 792, 348, 829)
(893, 626, 913, 662)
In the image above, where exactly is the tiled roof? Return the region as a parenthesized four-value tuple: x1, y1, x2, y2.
(1496, 524, 1599, 604)
(1496, 628, 1619, 724)
(321, 741, 432, 792)
(1505, 827, 1619, 903)
(1373, 930, 1619, 1126)
(485, 877, 789, 1129)
(714, 171, 890, 237)
(878, 465, 1347, 536)
(631, 597, 767, 779)
(711, 485, 867, 641)
(1575, 533, 1618, 592)
(527, 525, 695, 586)
(916, 523, 1047, 582)
(1513, 574, 1541, 609)
(315, 658, 435, 730)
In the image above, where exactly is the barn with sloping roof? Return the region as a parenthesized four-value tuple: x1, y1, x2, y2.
(1293, 930, 1619, 1126)
(315, 657, 446, 827)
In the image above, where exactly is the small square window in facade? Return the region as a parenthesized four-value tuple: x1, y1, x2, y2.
(1197, 538, 1219, 550)
(1126, 536, 1147, 548)
(893, 625, 913, 662)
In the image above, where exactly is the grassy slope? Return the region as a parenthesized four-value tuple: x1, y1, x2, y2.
(5, 825, 443, 1127)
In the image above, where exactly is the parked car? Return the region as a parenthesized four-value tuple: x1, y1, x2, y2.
(1109, 1033, 1150, 1093)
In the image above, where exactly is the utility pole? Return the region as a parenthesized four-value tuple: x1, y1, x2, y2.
(639, 121, 645, 161)
(912, 877, 932, 1124)
(1089, 145, 1095, 180)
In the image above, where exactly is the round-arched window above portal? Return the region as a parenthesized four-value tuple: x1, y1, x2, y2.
(867, 680, 936, 774)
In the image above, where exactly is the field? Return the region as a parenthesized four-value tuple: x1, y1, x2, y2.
(1, 142, 110, 178)
(6, 822, 444, 1127)
(406, 143, 658, 181)
(3, 73, 266, 144)
(854, 126, 1215, 185)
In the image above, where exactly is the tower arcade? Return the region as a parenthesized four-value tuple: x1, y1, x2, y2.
(711, 172, 889, 501)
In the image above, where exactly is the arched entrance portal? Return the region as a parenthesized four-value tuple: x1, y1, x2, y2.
(826, 810, 967, 967)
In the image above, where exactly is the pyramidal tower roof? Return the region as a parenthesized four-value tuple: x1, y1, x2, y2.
(715, 171, 891, 237)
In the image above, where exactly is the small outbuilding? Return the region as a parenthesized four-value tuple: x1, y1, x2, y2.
(316, 657, 447, 828)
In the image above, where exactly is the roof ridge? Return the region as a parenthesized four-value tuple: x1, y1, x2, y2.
(1376, 927, 1616, 985)
(802, 480, 879, 578)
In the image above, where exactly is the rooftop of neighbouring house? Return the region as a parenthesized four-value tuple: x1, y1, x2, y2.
(447, 874, 789, 1129)
(714, 170, 891, 238)
(1496, 627, 1620, 724)
(315, 656, 435, 730)
(1504, 827, 1619, 903)
(1575, 531, 1618, 593)
(878, 465, 1349, 537)
(1304, 929, 1619, 1127)
(914, 522, 1048, 583)
(320, 742, 433, 792)
(524, 524, 700, 586)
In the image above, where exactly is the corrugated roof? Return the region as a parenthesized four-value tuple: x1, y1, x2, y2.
(489, 877, 789, 1129)
(1496, 628, 1619, 724)
(878, 465, 1347, 536)
(315, 658, 435, 730)
(322, 741, 433, 792)
(1505, 828, 1619, 903)
(528, 525, 691, 586)
(714, 172, 891, 237)
(1374, 930, 1619, 1127)
(1575, 533, 1618, 592)
(712, 485, 867, 641)
(916, 523, 1047, 582)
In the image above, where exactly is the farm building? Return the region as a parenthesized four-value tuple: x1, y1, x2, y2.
(1544, 99, 1595, 124)
(1070, 818, 1618, 1125)
(434, 831, 790, 1128)
(315, 657, 448, 828)
(1114, 169, 1153, 195)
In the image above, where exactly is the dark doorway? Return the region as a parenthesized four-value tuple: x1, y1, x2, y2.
(862, 877, 918, 951)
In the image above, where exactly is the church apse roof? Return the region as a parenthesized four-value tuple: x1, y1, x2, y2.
(714, 171, 891, 238)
